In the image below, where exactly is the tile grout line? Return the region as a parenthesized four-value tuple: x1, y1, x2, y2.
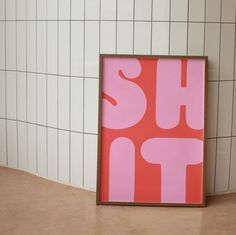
(1, 19, 236, 24)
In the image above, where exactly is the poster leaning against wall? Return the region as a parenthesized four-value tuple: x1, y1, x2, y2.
(96, 54, 207, 207)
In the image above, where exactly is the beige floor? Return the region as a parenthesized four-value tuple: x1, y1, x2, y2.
(0, 167, 236, 235)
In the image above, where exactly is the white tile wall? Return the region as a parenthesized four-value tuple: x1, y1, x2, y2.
(206, 139, 216, 194)
(207, 82, 218, 138)
(71, 78, 83, 132)
(205, 23, 221, 81)
(170, 22, 187, 55)
(17, 72, 27, 122)
(70, 132, 83, 187)
(152, 22, 169, 55)
(84, 79, 99, 134)
(17, 122, 27, 170)
(117, 22, 133, 54)
(117, 0, 133, 20)
(84, 134, 97, 190)
(0, 119, 6, 165)
(58, 130, 70, 183)
(37, 75, 47, 125)
(17, 0, 26, 20)
(171, 0, 188, 21)
(100, 21, 116, 54)
(188, 23, 204, 56)
(7, 120, 18, 168)
(37, 126, 47, 177)
(58, 76, 70, 130)
(206, 0, 221, 22)
(47, 75, 58, 128)
(222, 0, 236, 23)
(0, 0, 5, 20)
(0, 22, 5, 70)
(27, 22, 36, 72)
(189, 0, 205, 22)
(47, 128, 58, 180)
(17, 22, 26, 71)
(6, 22, 16, 70)
(85, 21, 99, 77)
(58, 22, 70, 76)
(37, 21, 47, 73)
(134, 22, 151, 54)
(27, 73, 37, 123)
(6, 72, 16, 119)
(218, 82, 234, 137)
(71, 21, 84, 77)
(135, 0, 152, 21)
(27, 124, 37, 173)
(47, 21, 57, 75)
(101, 0, 116, 20)
(230, 137, 236, 190)
(0, 0, 236, 195)
(0, 71, 5, 118)
(215, 138, 231, 193)
(153, 0, 170, 21)
(71, 0, 84, 20)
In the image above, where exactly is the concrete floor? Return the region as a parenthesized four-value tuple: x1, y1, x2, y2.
(0, 167, 236, 235)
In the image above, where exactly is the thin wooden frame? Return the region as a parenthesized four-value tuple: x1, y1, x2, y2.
(97, 54, 208, 207)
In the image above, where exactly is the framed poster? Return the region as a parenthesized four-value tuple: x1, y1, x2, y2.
(97, 55, 207, 207)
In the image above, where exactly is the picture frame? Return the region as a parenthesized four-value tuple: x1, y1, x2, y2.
(97, 54, 208, 207)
